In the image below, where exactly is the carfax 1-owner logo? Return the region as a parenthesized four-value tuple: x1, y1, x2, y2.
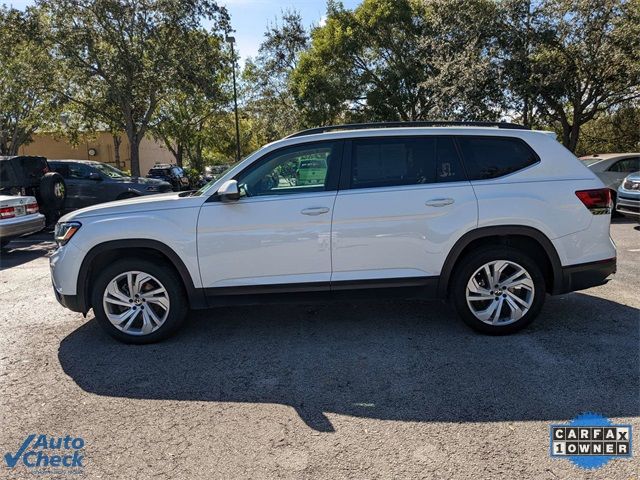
(3, 434, 85, 474)
(550, 413, 633, 470)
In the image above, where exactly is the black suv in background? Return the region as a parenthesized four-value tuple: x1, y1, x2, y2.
(49, 160, 172, 212)
(146, 164, 190, 191)
(0, 155, 66, 226)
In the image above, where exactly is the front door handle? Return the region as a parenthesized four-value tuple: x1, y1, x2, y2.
(301, 207, 330, 216)
(425, 198, 455, 207)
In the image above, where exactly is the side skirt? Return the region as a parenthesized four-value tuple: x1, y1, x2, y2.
(201, 277, 439, 307)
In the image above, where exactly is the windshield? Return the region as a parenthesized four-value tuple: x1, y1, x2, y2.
(93, 163, 128, 178)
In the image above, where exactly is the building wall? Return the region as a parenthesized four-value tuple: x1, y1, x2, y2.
(18, 132, 175, 176)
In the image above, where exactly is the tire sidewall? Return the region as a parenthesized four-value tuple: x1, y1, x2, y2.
(451, 246, 546, 335)
(91, 259, 188, 344)
(39, 172, 66, 210)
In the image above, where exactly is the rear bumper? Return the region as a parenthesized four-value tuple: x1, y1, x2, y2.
(556, 257, 616, 294)
(0, 214, 45, 239)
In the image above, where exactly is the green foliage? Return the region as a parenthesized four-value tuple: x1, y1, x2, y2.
(575, 105, 640, 155)
(0, 6, 61, 155)
(241, 10, 309, 143)
(40, 0, 230, 175)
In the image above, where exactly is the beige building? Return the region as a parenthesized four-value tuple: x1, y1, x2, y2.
(18, 132, 175, 175)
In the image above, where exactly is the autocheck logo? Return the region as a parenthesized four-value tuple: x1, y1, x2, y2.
(4, 434, 85, 472)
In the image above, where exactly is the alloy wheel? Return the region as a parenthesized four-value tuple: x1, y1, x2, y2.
(102, 271, 170, 335)
(465, 260, 535, 325)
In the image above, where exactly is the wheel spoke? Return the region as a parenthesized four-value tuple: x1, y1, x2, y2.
(140, 310, 154, 335)
(504, 295, 524, 321)
(145, 295, 169, 311)
(133, 273, 152, 295)
(106, 307, 137, 327)
(127, 272, 134, 297)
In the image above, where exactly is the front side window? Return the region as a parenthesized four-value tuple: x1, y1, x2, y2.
(350, 136, 465, 189)
(237, 142, 339, 197)
(457, 136, 539, 180)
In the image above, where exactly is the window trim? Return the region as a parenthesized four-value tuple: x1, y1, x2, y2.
(340, 134, 468, 190)
(228, 140, 344, 200)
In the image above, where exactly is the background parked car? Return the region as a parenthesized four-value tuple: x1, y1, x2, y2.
(0, 194, 45, 248)
(0, 155, 66, 227)
(580, 153, 640, 208)
(49, 160, 172, 212)
(616, 171, 640, 220)
(146, 164, 190, 191)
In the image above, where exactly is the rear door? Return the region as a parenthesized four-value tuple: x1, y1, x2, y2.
(330, 135, 477, 285)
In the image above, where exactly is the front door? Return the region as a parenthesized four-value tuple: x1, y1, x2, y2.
(197, 141, 342, 290)
(331, 135, 477, 284)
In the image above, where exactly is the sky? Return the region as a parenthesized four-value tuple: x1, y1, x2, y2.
(8, 0, 362, 64)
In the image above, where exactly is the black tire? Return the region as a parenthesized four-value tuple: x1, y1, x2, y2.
(450, 246, 546, 335)
(91, 258, 188, 344)
(39, 172, 66, 210)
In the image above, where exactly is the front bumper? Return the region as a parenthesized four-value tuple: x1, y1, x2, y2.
(53, 288, 84, 313)
(616, 194, 640, 218)
(557, 257, 617, 294)
(0, 213, 45, 239)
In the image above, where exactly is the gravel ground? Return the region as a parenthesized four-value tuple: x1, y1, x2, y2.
(0, 220, 638, 479)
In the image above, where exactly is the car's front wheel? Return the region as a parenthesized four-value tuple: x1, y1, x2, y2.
(451, 246, 546, 334)
(91, 259, 188, 343)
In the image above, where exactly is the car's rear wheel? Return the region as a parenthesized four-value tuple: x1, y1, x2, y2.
(451, 246, 546, 334)
(91, 259, 188, 344)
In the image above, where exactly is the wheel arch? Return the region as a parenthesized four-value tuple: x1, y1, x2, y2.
(438, 226, 563, 298)
(76, 239, 206, 313)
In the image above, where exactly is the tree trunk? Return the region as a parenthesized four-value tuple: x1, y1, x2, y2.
(112, 134, 122, 168)
(176, 144, 184, 167)
(128, 131, 141, 177)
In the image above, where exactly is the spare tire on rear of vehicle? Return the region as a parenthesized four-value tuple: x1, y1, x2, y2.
(39, 172, 66, 210)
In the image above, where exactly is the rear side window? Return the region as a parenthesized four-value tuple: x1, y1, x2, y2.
(457, 137, 538, 180)
(608, 157, 639, 173)
(350, 136, 465, 189)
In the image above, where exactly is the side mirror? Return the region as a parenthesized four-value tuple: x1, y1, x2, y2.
(217, 179, 240, 202)
(88, 172, 102, 181)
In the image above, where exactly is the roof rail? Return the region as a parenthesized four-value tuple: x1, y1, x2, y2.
(285, 121, 528, 139)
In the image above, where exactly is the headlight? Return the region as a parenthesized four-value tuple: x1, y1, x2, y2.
(54, 221, 81, 246)
(146, 185, 160, 192)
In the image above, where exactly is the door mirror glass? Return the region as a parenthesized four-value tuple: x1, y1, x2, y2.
(218, 179, 240, 202)
(88, 171, 102, 181)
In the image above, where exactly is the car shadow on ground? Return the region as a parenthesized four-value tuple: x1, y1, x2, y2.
(0, 233, 55, 271)
(58, 293, 639, 432)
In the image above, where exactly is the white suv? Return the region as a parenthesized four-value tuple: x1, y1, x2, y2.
(50, 122, 616, 343)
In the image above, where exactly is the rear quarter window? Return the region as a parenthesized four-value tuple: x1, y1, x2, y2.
(457, 136, 539, 180)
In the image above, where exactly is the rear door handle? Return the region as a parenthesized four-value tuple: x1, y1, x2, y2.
(301, 207, 330, 216)
(425, 198, 455, 207)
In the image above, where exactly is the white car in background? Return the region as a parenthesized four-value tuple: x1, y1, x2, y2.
(580, 153, 640, 209)
(0, 195, 45, 248)
(50, 121, 617, 343)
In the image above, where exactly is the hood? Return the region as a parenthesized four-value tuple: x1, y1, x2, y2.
(624, 171, 640, 182)
(59, 191, 205, 222)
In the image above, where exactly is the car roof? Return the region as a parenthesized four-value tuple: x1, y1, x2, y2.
(580, 153, 640, 160)
(48, 159, 100, 164)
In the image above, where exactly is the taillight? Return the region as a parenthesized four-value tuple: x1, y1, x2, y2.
(0, 206, 15, 219)
(575, 188, 612, 215)
(26, 202, 39, 214)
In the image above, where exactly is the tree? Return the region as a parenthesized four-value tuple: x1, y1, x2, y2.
(524, 0, 640, 151)
(292, 0, 429, 125)
(40, 0, 230, 176)
(0, 6, 60, 155)
(575, 104, 640, 155)
(242, 10, 309, 142)
(150, 31, 230, 169)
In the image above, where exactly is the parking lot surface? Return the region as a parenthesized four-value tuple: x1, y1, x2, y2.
(0, 220, 638, 479)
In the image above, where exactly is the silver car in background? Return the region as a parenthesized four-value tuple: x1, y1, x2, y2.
(580, 153, 640, 208)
